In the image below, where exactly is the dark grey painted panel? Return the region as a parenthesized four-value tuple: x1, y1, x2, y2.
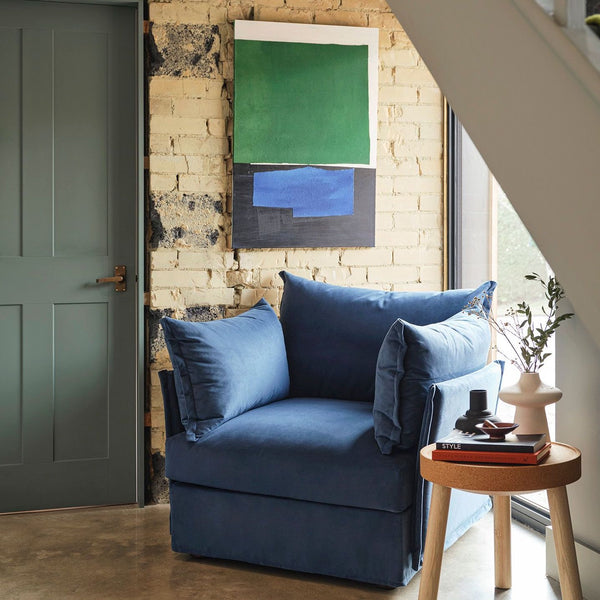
(21, 303, 54, 464)
(0, 29, 22, 257)
(232, 164, 376, 248)
(54, 31, 109, 257)
(22, 28, 53, 257)
(0, 305, 23, 466)
(54, 303, 109, 462)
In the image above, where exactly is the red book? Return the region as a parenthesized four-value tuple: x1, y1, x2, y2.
(431, 443, 551, 465)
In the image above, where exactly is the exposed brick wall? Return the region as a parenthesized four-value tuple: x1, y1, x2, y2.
(146, 0, 444, 502)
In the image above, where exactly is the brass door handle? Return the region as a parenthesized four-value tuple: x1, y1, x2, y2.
(96, 265, 126, 292)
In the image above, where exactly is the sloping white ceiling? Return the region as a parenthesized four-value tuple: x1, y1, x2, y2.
(386, 0, 600, 348)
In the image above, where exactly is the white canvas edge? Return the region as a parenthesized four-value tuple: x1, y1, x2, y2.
(235, 20, 379, 169)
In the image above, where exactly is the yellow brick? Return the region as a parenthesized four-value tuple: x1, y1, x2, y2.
(151, 2, 210, 24)
(380, 49, 419, 68)
(379, 85, 418, 105)
(150, 115, 208, 136)
(377, 229, 419, 247)
(182, 78, 224, 99)
(379, 194, 419, 212)
(287, 249, 340, 268)
(392, 140, 442, 160)
(149, 173, 177, 192)
(256, 7, 314, 24)
(225, 270, 254, 287)
(150, 250, 178, 270)
(149, 134, 174, 154)
(314, 10, 369, 27)
(287, 0, 338, 9)
(314, 267, 368, 285)
(419, 159, 443, 177)
(209, 5, 227, 23)
(151, 427, 165, 454)
(376, 212, 394, 231)
(182, 287, 235, 306)
(178, 174, 226, 194)
(259, 269, 284, 288)
(207, 118, 226, 137)
(152, 270, 211, 289)
(394, 176, 441, 194)
(237, 251, 287, 270)
(394, 66, 437, 86)
(419, 123, 443, 140)
(376, 157, 419, 177)
(376, 176, 393, 195)
(398, 105, 443, 124)
(418, 87, 442, 105)
(150, 288, 185, 309)
(341, 248, 392, 266)
(368, 12, 400, 29)
(227, 4, 254, 20)
(149, 97, 172, 116)
(368, 265, 418, 284)
(149, 77, 184, 98)
(177, 136, 228, 156)
(173, 98, 228, 119)
(149, 155, 188, 174)
(342, 0, 389, 8)
(420, 265, 443, 286)
(378, 123, 421, 144)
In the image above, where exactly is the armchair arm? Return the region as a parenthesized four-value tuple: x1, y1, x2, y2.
(158, 370, 184, 438)
(412, 360, 504, 569)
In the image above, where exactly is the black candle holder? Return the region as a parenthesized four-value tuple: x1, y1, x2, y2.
(455, 389, 501, 434)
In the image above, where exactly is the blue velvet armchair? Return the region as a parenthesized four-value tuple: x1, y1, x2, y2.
(159, 272, 503, 588)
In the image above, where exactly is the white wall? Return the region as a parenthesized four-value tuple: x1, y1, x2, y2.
(555, 309, 600, 552)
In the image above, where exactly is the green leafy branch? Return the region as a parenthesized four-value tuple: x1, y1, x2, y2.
(464, 273, 573, 373)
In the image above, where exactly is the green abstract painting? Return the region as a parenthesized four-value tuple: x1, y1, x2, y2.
(234, 40, 370, 165)
(233, 21, 378, 249)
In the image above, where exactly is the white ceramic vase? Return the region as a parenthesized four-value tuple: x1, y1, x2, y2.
(498, 372, 561, 440)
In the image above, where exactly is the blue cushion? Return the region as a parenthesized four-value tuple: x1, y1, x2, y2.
(166, 397, 416, 513)
(374, 311, 491, 453)
(279, 271, 495, 402)
(161, 299, 290, 441)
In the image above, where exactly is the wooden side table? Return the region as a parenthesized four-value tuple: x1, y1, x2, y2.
(418, 442, 582, 600)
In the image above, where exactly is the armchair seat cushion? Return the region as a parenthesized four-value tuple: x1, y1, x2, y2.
(166, 397, 416, 513)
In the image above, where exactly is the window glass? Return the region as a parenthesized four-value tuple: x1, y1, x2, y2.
(457, 125, 553, 512)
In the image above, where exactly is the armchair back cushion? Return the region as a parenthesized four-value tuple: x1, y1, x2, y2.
(161, 299, 290, 441)
(374, 311, 491, 453)
(279, 271, 495, 402)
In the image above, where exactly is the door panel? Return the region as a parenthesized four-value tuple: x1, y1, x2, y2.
(0, 305, 22, 466)
(0, 29, 21, 257)
(54, 31, 109, 258)
(0, 1, 137, 512)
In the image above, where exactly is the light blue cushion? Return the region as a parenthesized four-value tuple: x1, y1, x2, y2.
(279, 271, 495, 402)
(161, 299, 290, 441)
(374, 311, 491, 453)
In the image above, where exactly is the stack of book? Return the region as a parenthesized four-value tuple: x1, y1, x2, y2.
(432, 430, 550, 465)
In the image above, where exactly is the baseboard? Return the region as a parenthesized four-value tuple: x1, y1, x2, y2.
(546, 526, 600, 600)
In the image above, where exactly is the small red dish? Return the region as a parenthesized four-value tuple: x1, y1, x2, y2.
(476, 422, 519, 440)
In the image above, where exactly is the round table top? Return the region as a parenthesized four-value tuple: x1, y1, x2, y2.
(420, 442, 581, 494)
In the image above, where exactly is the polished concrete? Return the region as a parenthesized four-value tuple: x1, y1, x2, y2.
(0, 504, 561, 599)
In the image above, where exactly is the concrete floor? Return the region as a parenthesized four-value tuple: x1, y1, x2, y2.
(0, 504, 561, 600)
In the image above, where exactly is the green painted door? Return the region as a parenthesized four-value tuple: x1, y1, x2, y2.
(0, 1, 138, 511)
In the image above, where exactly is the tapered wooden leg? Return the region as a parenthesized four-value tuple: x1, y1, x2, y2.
(493, 495, 512, 589)
(547, 486, 583, 600)
(418, 484, 451, 600)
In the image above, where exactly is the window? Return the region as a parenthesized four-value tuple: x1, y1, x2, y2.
(448, 107, 552, 529)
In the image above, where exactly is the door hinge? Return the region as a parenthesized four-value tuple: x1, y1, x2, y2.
(143, 20, 150, 35)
